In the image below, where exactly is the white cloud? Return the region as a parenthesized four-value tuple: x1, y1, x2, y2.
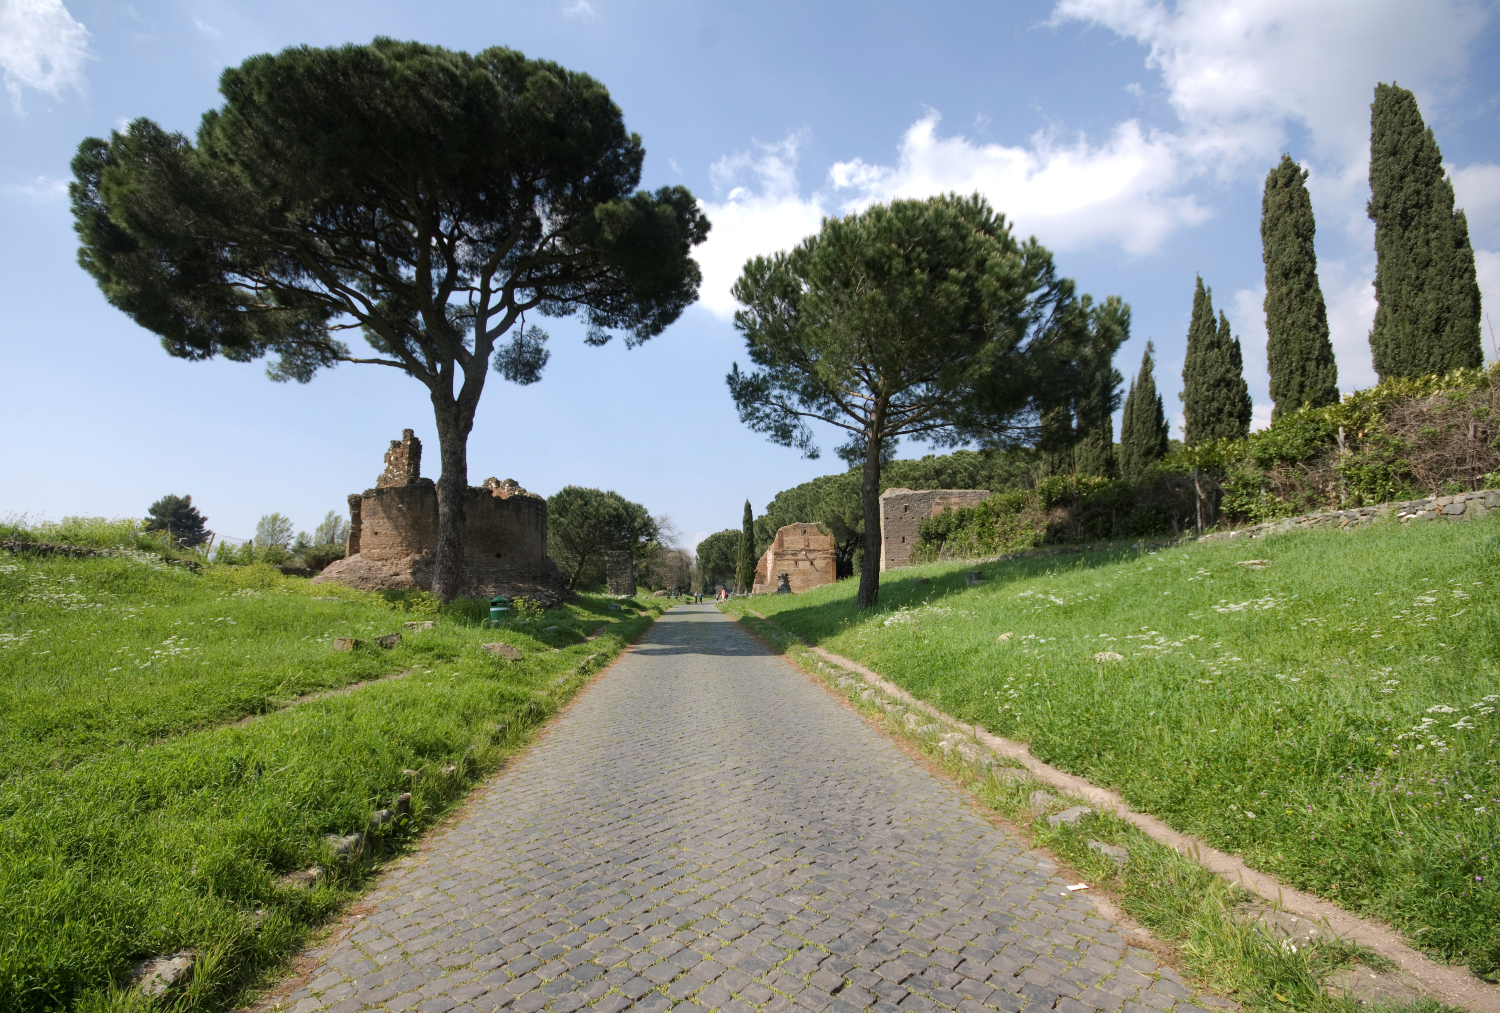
(3, 174, 65, 200)
(828, 112, 1209, 254)
(1451, 162, 1500, 247)
(0, 0, 89, 111)
(694, 134, 827, 319)
(1477, 249, 1500, 365)
(1053, 0, 1487, 171)
(562, 0, 597, 21)
(192, 18, 221, 37)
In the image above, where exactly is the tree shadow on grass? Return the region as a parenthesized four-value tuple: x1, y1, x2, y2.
(749, 541, 1151, 645)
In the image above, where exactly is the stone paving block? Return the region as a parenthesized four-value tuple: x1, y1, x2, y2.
(260, 606, 1224, 1013)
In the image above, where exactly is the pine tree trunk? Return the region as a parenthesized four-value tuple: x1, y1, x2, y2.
(430, 395, 475, 602)
(856, 409, 885, 610)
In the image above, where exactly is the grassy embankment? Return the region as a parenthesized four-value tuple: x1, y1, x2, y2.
(723, 518, 1500, 982)
(0, 546, 668, 1013)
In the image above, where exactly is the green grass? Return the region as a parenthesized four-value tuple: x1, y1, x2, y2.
(725, 518, 1500, 978)
(741, 614, 1460, 1013)
(0, 551, 667, 1013)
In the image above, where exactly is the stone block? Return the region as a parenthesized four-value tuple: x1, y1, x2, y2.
(133, 951, 195, 998)
(379, 633, 403, 649)
(333, 637, 359, 651)
(482, 643, 522, 661)
(1048, 806, 1094, 827)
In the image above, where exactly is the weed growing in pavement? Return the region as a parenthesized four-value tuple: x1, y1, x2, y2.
(0, 549, 668, 1013)
(724, 518, 1500, 978)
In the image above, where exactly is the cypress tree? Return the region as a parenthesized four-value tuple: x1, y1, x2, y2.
(1367, 82, 1483, 379)
(735, 499, 756, 593)
(1181, 278, 1252, 444)
(1262, 154, 1338, 418)
(1119, 341, 1168, 480)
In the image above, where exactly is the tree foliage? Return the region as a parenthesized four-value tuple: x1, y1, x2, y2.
(695, 529, 740, 590)
(1119, 341, 1170, 480)
(143, 494, 211, 547)
(1367, 82, 1483, 379)
(728, 193, 1125, 608)
(313, 510, 350, 546)
(736, 500, 756, 593)
(254, 512, 294, 549)
(71, 39, 708, 599)
(1262, 154, 1338, 418)
(546, 486, 656, 590)
(1181, 277, 1252, 444)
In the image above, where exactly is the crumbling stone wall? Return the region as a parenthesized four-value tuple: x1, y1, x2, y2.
(879, 488, 991, 570)
(1199, 489, 1499, 543)
(313, 432, 569, 603)
(752, 523, 838, 594)
(605, 551, 637, 596)
(379, 430, 422, 487)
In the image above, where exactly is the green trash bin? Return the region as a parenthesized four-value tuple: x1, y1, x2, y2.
(486, 595, 510, 628)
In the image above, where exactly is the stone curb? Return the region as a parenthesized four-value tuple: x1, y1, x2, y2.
(744, 610, 1500, 1013)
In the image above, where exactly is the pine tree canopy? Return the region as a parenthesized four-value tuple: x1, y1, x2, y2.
(70, 39, 709, 599)
(144, 493, 210, 546)
(1367, 82, 1483, 379)
(1118, 341, 1168, 481)
(1181, 278, 1252, 444)
(1262, 154, 1338, 418)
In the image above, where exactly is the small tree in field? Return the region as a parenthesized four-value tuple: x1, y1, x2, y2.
(144, 494, 211, 547)
(71, 39, 709, 600)
(729, 193, 1125, 608)
(696, 528, 739, 591)
(254, 513, 294, 549)
(547, 487, 656, 590)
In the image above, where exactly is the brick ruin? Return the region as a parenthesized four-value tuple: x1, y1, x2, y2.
(752, 523, 838, 594)
(312, 431, 570, 604)
(878, 488, 991, 570)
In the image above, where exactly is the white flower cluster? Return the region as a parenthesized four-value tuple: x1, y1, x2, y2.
(1395, 695, 1500, 751)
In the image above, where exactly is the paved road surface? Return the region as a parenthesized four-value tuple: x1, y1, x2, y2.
(276, 604, 1214, 1013)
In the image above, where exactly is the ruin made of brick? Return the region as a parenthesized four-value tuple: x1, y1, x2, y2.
(752, 523, 838, 594)
(878, 488, 991, 570)
(313, 430, 570, 604)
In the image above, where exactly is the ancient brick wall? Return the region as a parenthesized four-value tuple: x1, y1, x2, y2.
(313, 432, 568, 603)
(878, 488, 991, 570)
(751, 523, 838, 594)
(379, 430, 422, 487)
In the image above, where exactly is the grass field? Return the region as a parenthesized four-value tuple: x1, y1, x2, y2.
(724, 518, 1500, 979)
(0, 550, 668, 1013)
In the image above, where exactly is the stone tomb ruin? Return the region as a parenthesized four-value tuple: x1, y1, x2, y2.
(313, 430, 569, 604)
(752, 523, 838, 594)
(878, 487, 991, 570)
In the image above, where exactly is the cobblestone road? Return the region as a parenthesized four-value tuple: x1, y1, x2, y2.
(278, 604, 1215, 1013)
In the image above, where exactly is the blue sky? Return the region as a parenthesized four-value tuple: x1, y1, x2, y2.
(3, 0, 1498, 550)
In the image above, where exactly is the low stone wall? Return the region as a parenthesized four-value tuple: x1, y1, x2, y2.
(1199, 489, 1499, 543)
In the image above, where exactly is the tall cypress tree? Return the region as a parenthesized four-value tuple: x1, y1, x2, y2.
(1181, 278, 1252, 444)
(1262, 154, 1338, 418)
(735, 499, 756, 593)
(1119, 341, 1168, 480)
(1367, 82, 1483, 379)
